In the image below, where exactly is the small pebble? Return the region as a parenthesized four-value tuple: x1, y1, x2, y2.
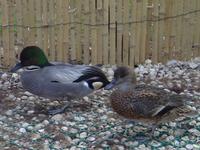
(22, 122, 29, 128)
(79, 132, 87, 138)
(186, 144, 193, 150)
(27, 110, 34, 114)
(70, 128, 78, 134)
(21, 96, 28, 100)
(24, 91, 32, 96)
(42, 120, 49, 125)
(61, 126, 68, 131)
(19, 128, 26, 133)
(32, 133, 41, 140)
(5, 110, 13, 116)
(51, 114, 64, 122)
(1, 73, 8, 80)
(87, 136, 95, 142)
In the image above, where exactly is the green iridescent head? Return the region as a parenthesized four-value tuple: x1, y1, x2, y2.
(10, 46, 50, 72)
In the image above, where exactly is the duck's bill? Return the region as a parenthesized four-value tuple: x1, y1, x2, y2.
(104, 79, 117, 90)
(10, 63, 23, 72)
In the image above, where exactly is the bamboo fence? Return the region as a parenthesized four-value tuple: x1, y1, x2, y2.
(0, 0, 200, 67)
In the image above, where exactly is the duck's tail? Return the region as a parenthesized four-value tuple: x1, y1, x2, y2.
(176, 105, 198, 118)
(74, 66, 110, 88)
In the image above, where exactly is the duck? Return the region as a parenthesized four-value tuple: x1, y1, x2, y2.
(104, 66, 197, 137)
(10, 46, 110, 115)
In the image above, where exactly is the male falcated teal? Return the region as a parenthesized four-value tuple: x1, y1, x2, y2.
(11, 46, 110, 115)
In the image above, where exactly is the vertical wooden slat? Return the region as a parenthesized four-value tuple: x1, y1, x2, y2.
(152, 0, 159, 63)
(134, 1, 142, 64)
(8, 0, 15, 65)
(158, 0, 165, 62)
(97, 0, 103, 64)
(0, 1, 2, 65)
(109, 0, 116, 65)
(171, 0, 177, 59)
(182, 0, 191, 60)
(2, 0, 9, 66)
(162, 0, 172, 63)
(175, 0, 183, 60)
(35, 0, 42, 48)
(16, 0, 23, 56)
(42, 0, 48, 56)
(122, 0, 129, 65)
(75, 0, 82, 62)
(116, 0, 123, 65)
(69, 0, 76, 61)
(129, 0, 137, 66)
(190, 0, 197, 58)
(48, 0, 55, 61)
(62, 0, 69, 62)
(55, 0, 63, 61)
(27, 0, 35, 45)
(194, 0, 200, 57)
(23, 0, 27, 47)
(103, 0, 109, 64)
(83, 0, 90, 64)
(140, 0, 148, 63)
(91, 0, 97, 64)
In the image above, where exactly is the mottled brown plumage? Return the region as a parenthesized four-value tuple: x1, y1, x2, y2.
(105, 67, 197, 126)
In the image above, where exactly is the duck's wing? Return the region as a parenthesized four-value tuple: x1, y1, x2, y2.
(128, 89, 184, 118)
(41, 65, 108, 84)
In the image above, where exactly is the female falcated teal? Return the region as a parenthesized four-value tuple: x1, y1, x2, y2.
(11, 46, 110, 115)
(105, 67, 197, 138)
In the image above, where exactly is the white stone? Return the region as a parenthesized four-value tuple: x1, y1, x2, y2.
(38, 129, 45, 133)
(28, 96, 35, 101)
(188, 128, 200, 137)
(19, 128, 26, 133)
(24, 91, 32, 96)
(189, 62, 198, 69)
(8, 94, 16, 101)
(1, 73, 8, 80)
(87, 136, 95, 142)
(51, 114, 64, 122)
(42, 120, 49, 125)
(117, 145, 125, 150)
(74, 116, 85, 121)
(169, 122, 176, 127)
(5, 110, 13, 116)
(22, 122, 29, 128)
(61, 126, 68, 131)
(186, 144, 193, 150)
(21, 96, 28, 100)
(145, 59, 152, 64)
(27, 110, 34, 114)
(70, 128, 78, 134)
(34, 123, 44, 130)
(79, 132, 87, 138)
(166, 60, 178, 66)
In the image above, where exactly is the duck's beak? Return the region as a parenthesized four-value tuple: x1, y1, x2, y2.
(104, 78, 117, 90)
(10, 62, 23, 72)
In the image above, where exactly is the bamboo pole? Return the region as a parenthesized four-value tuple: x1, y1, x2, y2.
(109, 0, 116, 65)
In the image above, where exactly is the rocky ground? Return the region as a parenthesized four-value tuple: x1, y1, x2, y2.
(0, 58, 200, 150)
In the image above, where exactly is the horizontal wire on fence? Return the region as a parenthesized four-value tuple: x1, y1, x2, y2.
(0, 9, 200, 29)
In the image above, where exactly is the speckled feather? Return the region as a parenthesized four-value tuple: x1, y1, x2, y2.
(107, 67, 196, 125)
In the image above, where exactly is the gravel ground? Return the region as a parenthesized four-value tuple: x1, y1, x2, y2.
(0, 58, 200, 150)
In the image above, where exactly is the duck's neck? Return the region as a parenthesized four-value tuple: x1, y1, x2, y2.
(117, 82, 135, 92)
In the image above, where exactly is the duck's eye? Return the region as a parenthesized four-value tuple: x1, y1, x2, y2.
(92, 82, 103, 90)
